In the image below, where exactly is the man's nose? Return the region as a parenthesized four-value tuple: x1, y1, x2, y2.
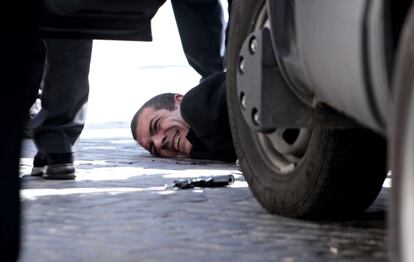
(153, 134, 167, 149)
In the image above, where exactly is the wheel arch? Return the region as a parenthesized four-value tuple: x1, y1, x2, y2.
(263, 0, 411, 133)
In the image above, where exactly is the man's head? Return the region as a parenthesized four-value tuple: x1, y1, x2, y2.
(131, 93, 192, 158)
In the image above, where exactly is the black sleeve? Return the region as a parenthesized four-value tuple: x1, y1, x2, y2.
(181, 72, 236, 162)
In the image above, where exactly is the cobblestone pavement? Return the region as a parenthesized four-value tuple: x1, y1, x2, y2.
(18, 122, 389, 262)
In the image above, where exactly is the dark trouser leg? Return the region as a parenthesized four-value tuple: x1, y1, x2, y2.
(171, 0, 225, 79)
(21, 38, 46, 138)
(31, 39, 92, 154)
(25, 38, 47, 113)
(0, 5, 38, 259)
(225, 0, 232, 47)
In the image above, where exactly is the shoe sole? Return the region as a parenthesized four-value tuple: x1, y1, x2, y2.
(43, 164, 76, 180)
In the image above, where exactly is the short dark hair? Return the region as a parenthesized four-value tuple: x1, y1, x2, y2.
(130, 93, 177, 141)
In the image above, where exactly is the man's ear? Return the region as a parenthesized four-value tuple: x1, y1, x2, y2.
(174, 94, 183, 105)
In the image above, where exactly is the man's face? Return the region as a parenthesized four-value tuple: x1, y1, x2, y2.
(135, 95, 192, 158)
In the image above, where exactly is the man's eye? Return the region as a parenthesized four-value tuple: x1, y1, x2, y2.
(154, 118, 159, 132)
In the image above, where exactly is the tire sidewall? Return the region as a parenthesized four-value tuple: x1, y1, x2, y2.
(390, 3, 414, 261)
(226, 0, 332, 215)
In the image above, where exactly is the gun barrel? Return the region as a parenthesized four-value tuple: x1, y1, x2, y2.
(172, 175, 235, 189)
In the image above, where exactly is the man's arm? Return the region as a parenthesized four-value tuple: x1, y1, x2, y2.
(181, 72, 236, 161)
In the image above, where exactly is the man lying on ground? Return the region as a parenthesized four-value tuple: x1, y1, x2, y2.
(130, 72, 236, 162)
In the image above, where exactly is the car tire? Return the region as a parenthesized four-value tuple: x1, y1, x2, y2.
(226, 0, 388, 219)
(390, 3, 414, 262)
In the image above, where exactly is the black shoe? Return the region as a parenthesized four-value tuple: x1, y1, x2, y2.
(31, 152, 76, 180)
(31, 152, 46, 176)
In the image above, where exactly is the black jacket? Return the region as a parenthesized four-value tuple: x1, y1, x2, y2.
(181, 72, 236, 162)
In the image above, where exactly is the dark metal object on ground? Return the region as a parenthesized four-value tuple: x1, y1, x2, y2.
(172, 175, 235, 189)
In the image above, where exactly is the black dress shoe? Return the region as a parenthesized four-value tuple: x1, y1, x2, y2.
(31, 152, 46, 176)
(31, 152, 76, 180)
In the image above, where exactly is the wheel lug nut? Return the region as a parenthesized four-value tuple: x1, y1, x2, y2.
(239, 57, 245, 73)
(250, 37, 257, 53)
(240, 93, 247, 109)
(253, 110, 261, 125)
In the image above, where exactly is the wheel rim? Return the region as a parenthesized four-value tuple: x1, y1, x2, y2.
(249, 5, 312, 175)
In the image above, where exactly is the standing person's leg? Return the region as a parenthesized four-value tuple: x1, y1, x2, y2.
(31, 38, 92, 180)
(21, 38, 46, 138)
(225, 0, 232, 47)
(171, 0, 225, 79)
(0, 4, 39, 258)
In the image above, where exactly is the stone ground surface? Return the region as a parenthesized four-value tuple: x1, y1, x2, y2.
(18, 124, 389, 262)
(17, 2, 389, 261)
